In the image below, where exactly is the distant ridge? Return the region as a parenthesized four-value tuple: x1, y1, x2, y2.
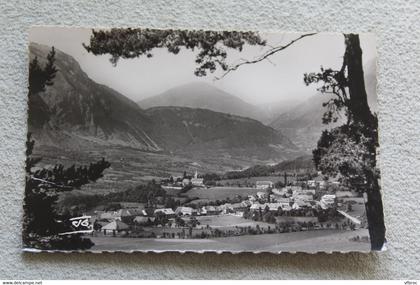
(268, 56, 377, 152)
(28, 43, 160, 151)
(269, 93, 345, 152)
(138, 82, 268, 122)
(146, 106, 299, 161)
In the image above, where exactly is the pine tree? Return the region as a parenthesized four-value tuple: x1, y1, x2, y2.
(24, 47, 111, 250)
(304, 34, 385, 250)
(28, 47, 57, 96)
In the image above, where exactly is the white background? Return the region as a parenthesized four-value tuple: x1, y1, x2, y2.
(0, 0, 418, 279)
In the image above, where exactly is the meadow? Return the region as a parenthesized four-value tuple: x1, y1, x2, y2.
(186, 186, 263, 200)
(90, 228, 370, 252)
(194, 215, 274, 230)
(218, 176, 292, 186)
(34, 144, 289, 195)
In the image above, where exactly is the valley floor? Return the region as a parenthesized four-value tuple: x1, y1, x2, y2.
(34, 144, 304, 195)
(89, 228, 370, 253)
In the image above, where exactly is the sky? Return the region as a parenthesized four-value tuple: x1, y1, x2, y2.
(29, 27, 376, 105)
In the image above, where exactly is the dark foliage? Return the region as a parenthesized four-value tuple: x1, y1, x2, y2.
(223, 155, 315, 180)
(24, 134, 110, 250)
(224, 164, 273, 179)
(83, 28, 265, 76)
(24, 47, 111, 250)
(105, 181, 166, 205)
(306, 34, 385, 250)
(304, 67, 349, 124)
(28, 47, 57, 96)
(60, 181, 168, 211)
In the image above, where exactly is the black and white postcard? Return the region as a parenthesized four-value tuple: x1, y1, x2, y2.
(24, 27, 386, 252)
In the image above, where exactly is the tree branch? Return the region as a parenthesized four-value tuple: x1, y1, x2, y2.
(29, 176, 73, 190)
(214, 33, 317, 80)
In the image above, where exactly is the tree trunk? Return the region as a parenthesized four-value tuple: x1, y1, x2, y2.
(365, 179, 386, 250)
(344, 34, 386, 250)
(344, 34, 374, 125)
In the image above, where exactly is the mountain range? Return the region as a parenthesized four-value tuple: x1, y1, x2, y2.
(29, 43, 377, 165)
(268, 59, 377, 151)
(138, 82, 270, 122)
(269, 93, 345, 151)
(29, 43, 161, 151)
(28, 44, 297, 162)
(146, 106, 297, 160)
(138, 63, 377, 153)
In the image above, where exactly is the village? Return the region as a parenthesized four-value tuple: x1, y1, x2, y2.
(85, 170, 368, 242)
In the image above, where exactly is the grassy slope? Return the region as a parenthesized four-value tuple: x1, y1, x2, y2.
(90, 228, 370, 252)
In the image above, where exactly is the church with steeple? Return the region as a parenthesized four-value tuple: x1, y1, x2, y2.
(190, 170, 204, 187)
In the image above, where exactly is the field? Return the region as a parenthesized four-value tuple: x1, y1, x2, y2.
(218, 176, 286, 185)
(275, 216, 318, 224)
(339, 197, 366, 217)
(89, 228, 370, 252)
(186, 186, 262, 200)
(194, 215, 274, 230)
(131, 215, 275, 238)
(34, 144, 292, 195)
(140, 227, 212, 237)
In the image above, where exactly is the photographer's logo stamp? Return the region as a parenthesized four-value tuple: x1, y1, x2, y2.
(59, 216, 93, 235)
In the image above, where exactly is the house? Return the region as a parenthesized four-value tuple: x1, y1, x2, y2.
(217, 203, 234, 214)
(292, 200, 311, 210)
(294, 194, 314, 202)
(320, 194, 336, 209)
(266, 203, 283, 212)
(291, 187, 311, 197)
(250, 203, 264, 211)
(93, 219, 110, 230)
(182, 178, 191, 187)
(115, 209, 135, 219)
(256, 181, 273, 189)
(272, 188, 287, 196)
(174, 176, 183, 181)
(100, 208, 146, 222)
(126, 207, 148, 217)
(250, 202, 284, 212)
(313, 177, 328, 189)
(99, 210, 130, 221)
(136, 209, 149, 217)
(288, 185, 303, 192)
(93, 210, 105, 217)
(256, 191, 267, 199)
(99, 211, 116, 220)
(248, 195, 257, 202)
(292, 190, 301, 197)
(318, 181, 328, 189)
(154, 208, 175, 217)
(279, 203, 292, 212)
(190, 170, 204, 187)
(201, 205, 220, 215)
(175, 206, 195, 216)
(101, 220, 129, 235)
(335, 190, 354, 198)
(241, 200, 252, 207)
(276, 197, 291, 204)
(307, 180, 316, 188)
(231, 202, 247, 212)
(133, 216, 155, 225)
